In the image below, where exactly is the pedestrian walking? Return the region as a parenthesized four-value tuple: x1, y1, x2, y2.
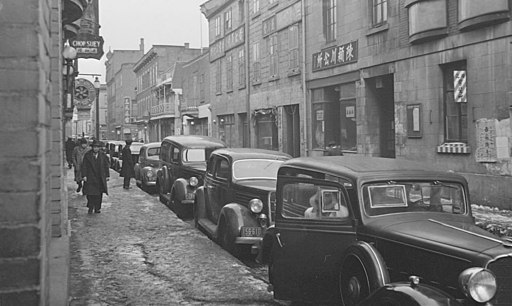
(120, 139, 135, 189)
(65, 137, 76, 169)
(72, 138, 90, 193)
(81, 140, 110, 214)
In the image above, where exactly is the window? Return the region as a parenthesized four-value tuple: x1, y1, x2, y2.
(288, 25, 299, 71)
(251, 0, 260, 16)
(372, 0, 387, 27)
(199, 74, 205, 102)
(224, 9, 232, 32)
(442, 62, 468, 142)
(281, 182, 349, 219)
(226, 53, 233, 91)
(215, 15, 222, 37)
(238, 48, 246, 88)
(252, 42, 261, 84)
(323, 0, 336, 41)
(215, 60, 222, 94)
(239, 0, 245, 21)
(268, 34, 279, 78)
(218, 114, 235, 146)
(215, 158, 230, 180)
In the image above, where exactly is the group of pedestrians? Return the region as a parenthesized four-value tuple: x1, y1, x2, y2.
(67, 138, 135, 214)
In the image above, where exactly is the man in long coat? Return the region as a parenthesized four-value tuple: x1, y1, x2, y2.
(82, 140, 110, 214)
(72, 138, 90, 193)
(120, 139, 135, 189)
(65, 137, 76, 169)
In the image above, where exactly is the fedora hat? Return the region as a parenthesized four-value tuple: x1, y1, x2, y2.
(91, 140, 103, 147)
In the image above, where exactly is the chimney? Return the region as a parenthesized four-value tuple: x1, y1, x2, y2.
(184, 42, 190, 49)
(139, 38, 145, 53)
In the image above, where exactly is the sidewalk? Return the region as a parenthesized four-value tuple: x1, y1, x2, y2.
(66, 168, 279, 305)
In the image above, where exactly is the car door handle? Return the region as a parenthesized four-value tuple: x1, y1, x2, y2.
(276, 233, 284, 248)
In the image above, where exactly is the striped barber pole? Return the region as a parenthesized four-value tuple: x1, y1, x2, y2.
(454, 70, 467, 103)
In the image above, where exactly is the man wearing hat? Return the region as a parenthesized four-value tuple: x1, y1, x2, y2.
(120, 139, 135, 189)
(81, 140, 110, 214)
(72, 138, 90, 193)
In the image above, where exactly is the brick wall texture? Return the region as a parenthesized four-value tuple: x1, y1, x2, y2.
(0, 0, 63, 304)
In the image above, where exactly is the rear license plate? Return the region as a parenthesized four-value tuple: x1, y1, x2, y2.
(185, 193, 195, 200)
(241, 226, 262, 237)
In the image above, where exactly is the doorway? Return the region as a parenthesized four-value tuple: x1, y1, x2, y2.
(367, 75, 395, 158)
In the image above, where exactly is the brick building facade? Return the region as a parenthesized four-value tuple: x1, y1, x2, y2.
(0, 0, 84, 304)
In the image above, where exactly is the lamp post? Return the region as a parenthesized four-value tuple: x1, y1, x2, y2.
(62, 41, 77, 113)
(93, 77, 100, 140)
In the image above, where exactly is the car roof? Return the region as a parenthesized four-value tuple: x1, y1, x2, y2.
(141, 142, 161, 148)
(281, 156, 466, 182)
(212, 148, 292, 162)
(161, 135, 226, 148)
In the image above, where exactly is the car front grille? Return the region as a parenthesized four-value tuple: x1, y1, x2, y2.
(487, 255, 512, 306)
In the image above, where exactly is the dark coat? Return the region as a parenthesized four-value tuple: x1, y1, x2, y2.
(120, 145, 135, 178)
(65, 139, 76, 161)
(81, 150, 110, 195)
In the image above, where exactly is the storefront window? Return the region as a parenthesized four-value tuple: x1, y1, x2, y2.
(219, 114, 235, 146)
(255, 110, 278, 150)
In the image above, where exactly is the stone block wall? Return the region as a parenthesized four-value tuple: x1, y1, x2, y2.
(0, 0, 63, 304)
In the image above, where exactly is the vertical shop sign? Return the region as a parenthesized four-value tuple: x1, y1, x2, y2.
(475, 119, 497, 162)
(124, 98, 131, 124)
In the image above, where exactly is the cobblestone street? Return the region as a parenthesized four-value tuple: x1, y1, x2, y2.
(67, 169, 280, 306)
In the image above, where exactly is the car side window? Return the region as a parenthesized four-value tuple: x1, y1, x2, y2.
(215, 158, 230, 180)
(281, 181, 349, 220)
(171, 146, 180, 163)
(160, 142, 170, 162)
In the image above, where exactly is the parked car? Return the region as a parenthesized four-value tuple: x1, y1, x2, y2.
(156, 135, 226, 218)
(260, 156, 512, 306)
(134, 142, 161, 193)
(105, 140, 124, 171)
(114, 141, 144, 173)
(194, 148, 292, 257)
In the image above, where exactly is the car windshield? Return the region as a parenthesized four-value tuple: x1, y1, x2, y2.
(183, 148, 206, 162)
(363, 181, 467, 216)
(147, 147, 160, 159)
(232, 159, 284, 180)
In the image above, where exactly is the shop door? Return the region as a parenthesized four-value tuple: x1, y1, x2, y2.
(376, 75, 395, 158)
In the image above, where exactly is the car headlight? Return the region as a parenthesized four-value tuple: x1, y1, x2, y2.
(458, 267, 497, 303)
(249, 199, 263, 213)
(146, 171, 153, 178)
(189, 176, 199, 187)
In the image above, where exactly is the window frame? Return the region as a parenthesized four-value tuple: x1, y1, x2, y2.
(323, 0, 337, 42)
(442, 62, 468, 143)
(371, 0, 388, 27)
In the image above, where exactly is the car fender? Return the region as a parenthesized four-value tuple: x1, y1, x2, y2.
(339, 241, 391, 305)
(194, 187, 206, 226)
(218, 203, 259, 238)
(158, 166, 171, 194)
(358, 282, 462, 306)
(172, 178, 189, 201)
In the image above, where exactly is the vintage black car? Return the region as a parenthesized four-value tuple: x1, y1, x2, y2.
(105, 140, 123, 171)
(134, 142, 161, 193)
(156, 135, 226, 218)
(260, 156, 512, 306)
(194, 148, 291, 257)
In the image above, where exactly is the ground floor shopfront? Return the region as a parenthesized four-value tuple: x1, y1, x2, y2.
(305, 37, 512, 209)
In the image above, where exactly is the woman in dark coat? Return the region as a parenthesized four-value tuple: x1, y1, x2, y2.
(81, 140, 110, 214)
(120, 140, 135, 189)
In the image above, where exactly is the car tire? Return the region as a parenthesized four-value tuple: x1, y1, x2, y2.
(339, 244, 389, 306)
(218, 220, 240, 257)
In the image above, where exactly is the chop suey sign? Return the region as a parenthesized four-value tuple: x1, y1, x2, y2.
(70, 33, 104, 60)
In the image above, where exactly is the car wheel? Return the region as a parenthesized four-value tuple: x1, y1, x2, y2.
(219, 220, 240, 257)
(339, 244, 388, 306)
(340, 254, 370, 306)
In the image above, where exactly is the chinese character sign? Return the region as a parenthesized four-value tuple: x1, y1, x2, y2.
(312, 41, 358, 71)
(124, 98, 131, 124)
